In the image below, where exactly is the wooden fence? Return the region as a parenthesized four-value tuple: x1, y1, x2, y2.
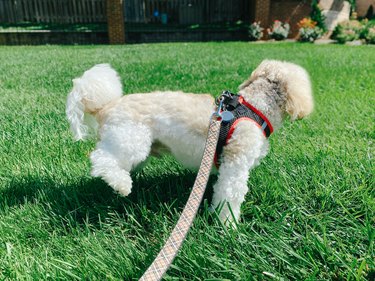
(0, 0, 250, 24)
(0, 0, 106, 23)
(125, 0, 251, 24)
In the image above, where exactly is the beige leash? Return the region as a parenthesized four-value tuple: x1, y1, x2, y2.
(139, 113, 222, 281)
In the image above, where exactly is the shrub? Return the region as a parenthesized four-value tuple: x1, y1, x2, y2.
(364, 27, 375, 43)
(298, 18, 323, 42)
(331, 20, 364, 43)
(268, 20, 290, 40)
(345, 0, 356, 15)
(248, 22, 264, 41)
(361, 20, 375, 44)
(310, 0, 327, 32)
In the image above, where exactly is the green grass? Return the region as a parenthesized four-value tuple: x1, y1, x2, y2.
(0, 42, 374, 280)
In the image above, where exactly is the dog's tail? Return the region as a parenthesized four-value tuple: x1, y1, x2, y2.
(66, 64, 123, 141)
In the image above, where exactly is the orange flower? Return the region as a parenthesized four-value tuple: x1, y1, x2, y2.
(298, 18, 317, 29)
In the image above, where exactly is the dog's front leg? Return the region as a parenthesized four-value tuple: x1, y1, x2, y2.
(211, 157, 250, 226)
(211, 121, 267, 226)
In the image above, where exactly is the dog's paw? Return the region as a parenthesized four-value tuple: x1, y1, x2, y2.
(91, 168, 132, 196)
(212, 203, 239, 229)
(220, 212, 239, 229)
(112, 179, 132, 197)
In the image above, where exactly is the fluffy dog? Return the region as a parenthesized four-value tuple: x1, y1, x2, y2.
(66, 60, 313, 224)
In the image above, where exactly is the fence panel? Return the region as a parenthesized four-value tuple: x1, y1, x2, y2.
(0, 0, 106, 23)
(124, 0, 250, 24)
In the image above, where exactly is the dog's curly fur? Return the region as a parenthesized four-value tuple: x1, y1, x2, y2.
(66, 60, 313, 224)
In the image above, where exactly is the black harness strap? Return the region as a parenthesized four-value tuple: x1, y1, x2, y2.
(215, 92, 273, 166)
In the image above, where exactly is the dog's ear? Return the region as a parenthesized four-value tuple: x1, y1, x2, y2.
(285, 79, 314, 120)
(283, 62, 314, 120)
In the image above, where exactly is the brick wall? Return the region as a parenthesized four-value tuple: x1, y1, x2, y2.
(269, 0, 312, 37)
(254, 0, 271, 27)
(107, 0, 125, 44)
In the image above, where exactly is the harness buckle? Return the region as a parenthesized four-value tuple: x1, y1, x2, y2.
(215, 90, 236, 122)
(215, 90, 235, 107)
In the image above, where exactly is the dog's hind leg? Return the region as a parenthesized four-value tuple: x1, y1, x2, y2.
(90, 122, 152, 196)
(90, 149, 134, 196)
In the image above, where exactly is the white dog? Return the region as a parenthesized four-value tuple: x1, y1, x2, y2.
(66, 60, 313, 224)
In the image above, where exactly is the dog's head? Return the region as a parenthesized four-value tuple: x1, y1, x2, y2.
(239, 60, 314, 121)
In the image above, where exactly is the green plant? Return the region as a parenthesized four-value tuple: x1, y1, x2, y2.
(248, 21, 264, 41)
(331, 20, 364, 43)
(345, 0, 356, 15)
(364, 26, 375, 43)
(360, 19, 375, 44)
(267, 20, 290, 40)
(298, 18, 324, 42)
(299, 27, 323, 42)
(310, 0, 327, 32)
(337, 28, 359, 43)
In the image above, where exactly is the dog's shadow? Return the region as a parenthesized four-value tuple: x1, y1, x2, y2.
(0, 165, 217, 229)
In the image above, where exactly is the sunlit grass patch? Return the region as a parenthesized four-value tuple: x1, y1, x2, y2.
(0, 42, 374, 280)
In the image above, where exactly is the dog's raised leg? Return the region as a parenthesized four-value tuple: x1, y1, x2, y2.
(211, 121, 268, 225)
(90, 148, 134, 196)
(90, 122, 152, 196)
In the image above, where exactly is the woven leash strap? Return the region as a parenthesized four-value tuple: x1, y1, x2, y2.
(139, 115, 222, 281)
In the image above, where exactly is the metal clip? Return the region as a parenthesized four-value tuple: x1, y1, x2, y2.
(215, 96, 225, 118)
(214, 92, 235, 122)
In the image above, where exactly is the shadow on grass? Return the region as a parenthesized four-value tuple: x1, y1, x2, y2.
(0, 170, 217, 228)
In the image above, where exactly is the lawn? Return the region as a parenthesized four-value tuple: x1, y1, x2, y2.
(0, 42, 374, 280)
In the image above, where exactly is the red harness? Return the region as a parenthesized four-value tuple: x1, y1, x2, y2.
(214, 95, 273, 168)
